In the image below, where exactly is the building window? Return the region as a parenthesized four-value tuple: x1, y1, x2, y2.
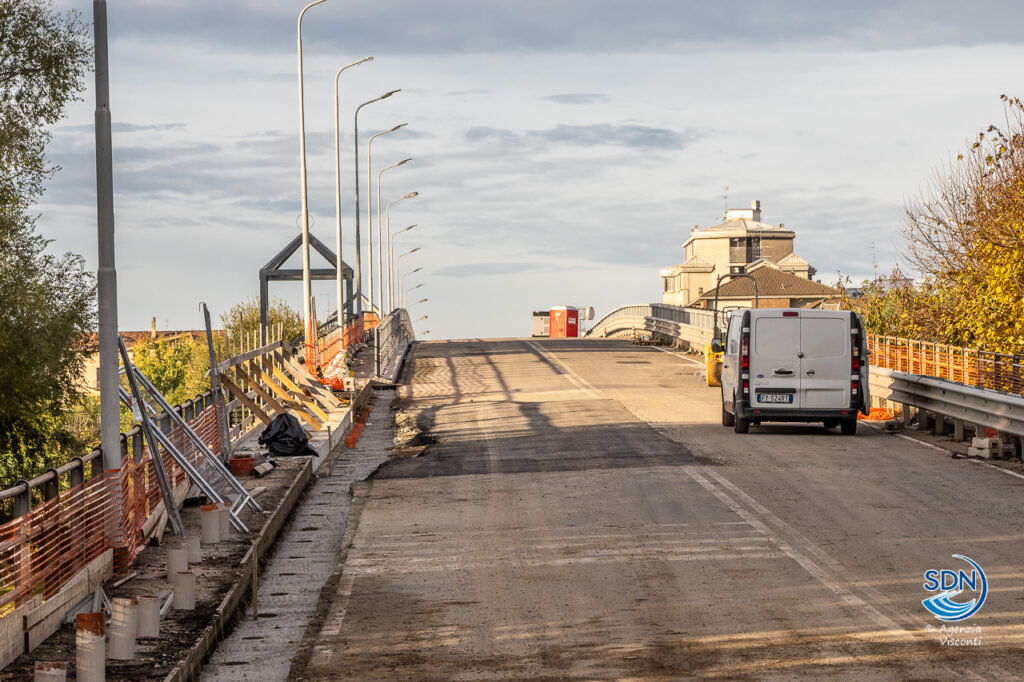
(698, 287, 704, 296)
(663, 278, 673, 293)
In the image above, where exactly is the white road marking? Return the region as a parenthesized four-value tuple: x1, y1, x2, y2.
(684, 467, 910, 640)
(653, 345, 707, 367)
(525, 340, 602, 399)
(892, 431, 1024, 482)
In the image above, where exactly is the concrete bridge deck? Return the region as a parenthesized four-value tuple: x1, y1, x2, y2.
(286, 338, 1024, 680)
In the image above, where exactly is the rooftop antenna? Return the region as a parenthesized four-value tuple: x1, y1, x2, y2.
(722, 185, 729, 214)
(871, 241, 878, 280)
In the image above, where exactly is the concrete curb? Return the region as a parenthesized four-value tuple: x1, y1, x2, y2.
(160, 386, 373, 682)
(160, 457, 313, 682)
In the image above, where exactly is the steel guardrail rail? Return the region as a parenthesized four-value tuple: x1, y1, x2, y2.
(871, 367, 1024, 437)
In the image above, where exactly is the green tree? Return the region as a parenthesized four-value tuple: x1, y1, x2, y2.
(0, 0, 93, 485)
(221, 297, 303, 352)
(0, 1, 91, 209)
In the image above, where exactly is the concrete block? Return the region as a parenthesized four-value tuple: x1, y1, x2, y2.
(969, 446, 1003, 460)
(918, 411, 933, 430)
(972, 437, 999, 449)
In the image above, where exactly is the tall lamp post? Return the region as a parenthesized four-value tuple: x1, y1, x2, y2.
(353, 90, 399, 315)
(397, 252, 421, 308)
(374, 152, 409, 311)
(384, 193, 417, 309)
(93, 0, 122, 505)
(377, 158, 411, 314)
(367, 125, 406, 316)
(405, 282, 424, 308)
(297, 0, 328, 343)
(333, 56, 372, 323)
(409, 298, 428, 309)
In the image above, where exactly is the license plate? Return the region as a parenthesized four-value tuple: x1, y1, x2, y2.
(757, 393, 793, 404)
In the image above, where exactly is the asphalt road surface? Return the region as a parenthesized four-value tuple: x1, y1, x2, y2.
(291, 338, 1024, 680)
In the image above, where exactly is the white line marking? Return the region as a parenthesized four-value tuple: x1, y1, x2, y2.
(653, 345, 707, 367)
(525, 340, 602, 399)
(684, 466, 909, 639)
(968, 458, 1024, 481)
(892, 431, 1024, 482)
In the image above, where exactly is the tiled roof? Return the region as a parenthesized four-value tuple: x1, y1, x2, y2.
(700, 266, 840, 299)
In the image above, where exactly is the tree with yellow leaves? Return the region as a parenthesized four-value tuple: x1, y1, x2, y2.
(902, 95, 1024, 354)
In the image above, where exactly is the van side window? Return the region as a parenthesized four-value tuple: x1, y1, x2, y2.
(727, 317, 740, 354)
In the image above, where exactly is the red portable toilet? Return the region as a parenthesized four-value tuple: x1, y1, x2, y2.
(549, 306, 579, 338)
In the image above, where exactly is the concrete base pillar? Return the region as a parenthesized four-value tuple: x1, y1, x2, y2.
(918, 411, 933, 431)
(953, 419, 965, 442)
(933, 416, 949, 436)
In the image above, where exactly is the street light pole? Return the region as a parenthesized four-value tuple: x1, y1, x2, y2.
(93, 0, 122, 503)
(378, 157, 410, 315)
(353, 90, 399, 316)
(297, 0, 327, 344)
(385, 193, 418, 310)
(334, 56, 372, 323)
(405, 283, 424, 308)
(367, 125, 406, 317)
(395, 253, 419, 307)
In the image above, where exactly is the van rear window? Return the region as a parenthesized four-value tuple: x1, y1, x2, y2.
(754, 317, 799, 354)
(801, 318, 846, 359)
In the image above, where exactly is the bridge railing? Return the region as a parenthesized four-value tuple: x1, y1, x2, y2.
(376, 308, 415, 379)
(587, 303, 727, 345)
(0, 390, 221, 618)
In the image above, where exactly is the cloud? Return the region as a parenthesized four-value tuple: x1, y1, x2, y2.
(66, 0, 1024, 56)
(544, 93, 609, 105)
(434, 262, 548, 277)
(465, 123, 703, 150)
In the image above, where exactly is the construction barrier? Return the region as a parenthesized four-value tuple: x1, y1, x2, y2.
(868, 335, 1024, 396)
(0, 395, 221, 617)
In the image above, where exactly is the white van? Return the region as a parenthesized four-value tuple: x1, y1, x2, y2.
(713, 308, 870, 434)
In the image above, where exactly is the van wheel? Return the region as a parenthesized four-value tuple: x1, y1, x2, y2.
(734, 417, 750, 434)
(823, 419, 839, 429)
(722, 401, 735, 427)
(840, 419, 857, 435)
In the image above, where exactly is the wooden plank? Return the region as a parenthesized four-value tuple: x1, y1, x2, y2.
(233, 366, 289, 419)
(0, 595, 40, 670)
(275, 351, 342, 409)
(262, 355, 334, 414)
(214, 340, 284, 374)
(220, 375, 272, 426)
(254, 360, 330, 422)
(254, 373, 327, 427)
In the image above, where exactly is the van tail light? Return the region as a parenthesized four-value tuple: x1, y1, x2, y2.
(740, 336, 749, 370)
(851, 327, 860, 405)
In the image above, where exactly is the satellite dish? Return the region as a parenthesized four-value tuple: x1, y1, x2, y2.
(295, 212, 316, 232)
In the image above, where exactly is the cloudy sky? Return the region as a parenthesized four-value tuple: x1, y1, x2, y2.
(38, 1, 1024, 339)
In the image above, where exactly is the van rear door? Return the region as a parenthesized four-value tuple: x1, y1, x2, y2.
(799, 312, 851, 409)
(750, 313, 801, 409)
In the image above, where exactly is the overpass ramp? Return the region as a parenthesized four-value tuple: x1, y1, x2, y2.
(291, 338, 1024, 680)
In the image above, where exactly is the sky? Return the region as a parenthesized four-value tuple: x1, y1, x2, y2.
(36, 1, 1024, 339)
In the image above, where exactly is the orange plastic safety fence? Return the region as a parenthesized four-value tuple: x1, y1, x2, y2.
(306, 313, 380, 390)
(868, 335, 1024, 395)
(0, 401, 222, 617)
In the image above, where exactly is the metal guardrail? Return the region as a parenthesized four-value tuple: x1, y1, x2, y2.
(871, 367, 1024, 438)
(587, 303, 727, 349)
(376, 308, 415, 379)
